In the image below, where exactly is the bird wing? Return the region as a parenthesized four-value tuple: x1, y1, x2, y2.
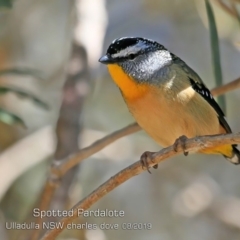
(172, 55, 232, 134)
(188, 77, 231, 133)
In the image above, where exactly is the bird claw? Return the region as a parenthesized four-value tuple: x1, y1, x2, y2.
(173, 135, 189, 156)
(140, 151, 158, 173)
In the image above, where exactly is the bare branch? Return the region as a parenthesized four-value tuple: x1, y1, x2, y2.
(41, 132, 240, 240)
(57, 122, 140, 176)
(214, 0, 238, 17)
(211, 77, 240, 96)
(31, 122, 140, 239)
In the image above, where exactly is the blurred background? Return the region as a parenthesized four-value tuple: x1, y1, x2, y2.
(0, 0, 240, 239)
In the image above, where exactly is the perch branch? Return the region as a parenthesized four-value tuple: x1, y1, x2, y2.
(41, 132, 240, 240)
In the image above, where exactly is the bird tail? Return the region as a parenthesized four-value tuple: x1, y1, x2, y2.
(200, 144, 240, 164)
(225, 145, 240, 165)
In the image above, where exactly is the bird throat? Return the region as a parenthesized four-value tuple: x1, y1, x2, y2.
(107, 64, 147, 100)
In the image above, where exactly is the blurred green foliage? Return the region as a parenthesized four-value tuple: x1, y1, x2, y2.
(0, 86, 49, 110)
(0, 0, 12, 8)
(0, 108, 25, 127)
(0, 68, 49, 127)
(205, 0, 226, 112)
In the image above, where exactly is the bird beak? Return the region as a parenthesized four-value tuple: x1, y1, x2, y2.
(99, 55, 114, 64)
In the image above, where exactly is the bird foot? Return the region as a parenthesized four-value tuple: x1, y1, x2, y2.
(140, 151, 158, 173)
(173, 135, 189, 156)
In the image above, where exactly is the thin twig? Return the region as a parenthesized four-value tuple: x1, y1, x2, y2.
(214, 0, 240, 23)
(41, 132, 240, 240)
(29, 181, 58, 240)
(56, 122, 141, 176)
(211, 77, 240, 96)
(214, 0, 238, 17)
(230, 0, 240, 23)
(31, 122, 140, 239)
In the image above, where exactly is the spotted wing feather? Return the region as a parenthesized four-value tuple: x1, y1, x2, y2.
(189, 77, 231, 134)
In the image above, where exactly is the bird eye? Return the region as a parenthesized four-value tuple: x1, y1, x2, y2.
(128, 54, 135, 60)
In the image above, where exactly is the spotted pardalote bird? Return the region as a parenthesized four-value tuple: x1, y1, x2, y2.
(99, 37, 240, 164)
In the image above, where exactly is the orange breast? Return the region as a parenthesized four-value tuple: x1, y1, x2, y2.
(107, 64, 148, 100)
(126, 89, 188, 146)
